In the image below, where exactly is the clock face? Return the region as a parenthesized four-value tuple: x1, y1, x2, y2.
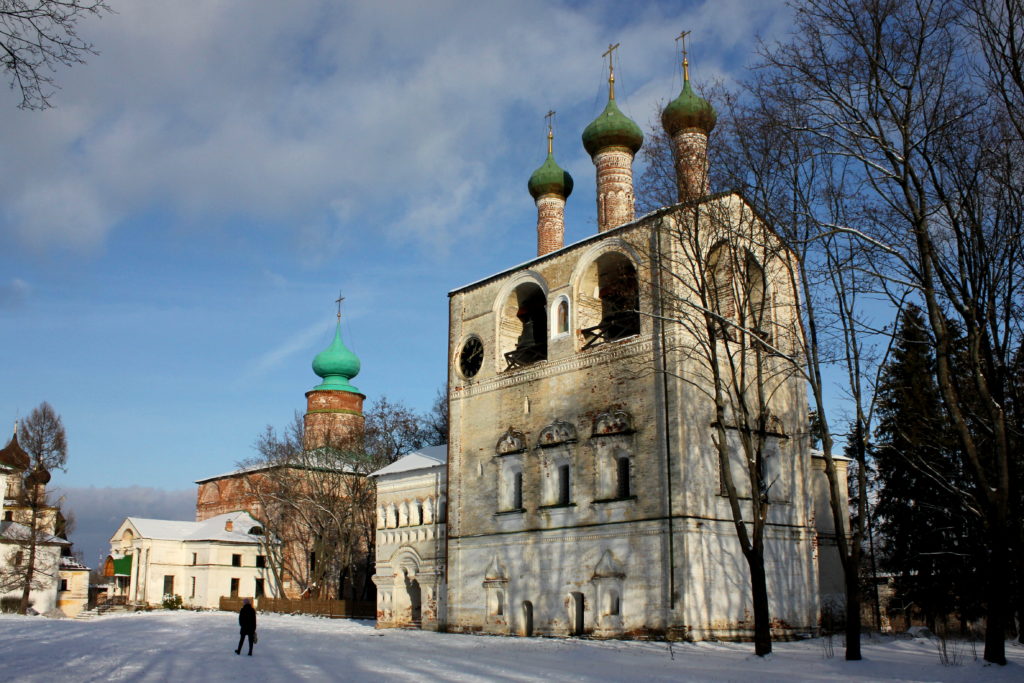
(459, 337, 484, 378)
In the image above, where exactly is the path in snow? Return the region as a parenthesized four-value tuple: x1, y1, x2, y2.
(1, 611, 1022, 682)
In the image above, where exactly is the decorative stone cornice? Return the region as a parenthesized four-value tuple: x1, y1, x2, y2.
(454, 335, 654, 399)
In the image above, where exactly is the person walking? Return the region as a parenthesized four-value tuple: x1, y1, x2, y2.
(235, 598, 257, 656)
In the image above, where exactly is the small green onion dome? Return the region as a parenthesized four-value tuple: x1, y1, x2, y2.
(662, 79, 717, 136)
(582, 98, 643, 158)
(311, 322, 361, 393)
(528, 152, 574, 200)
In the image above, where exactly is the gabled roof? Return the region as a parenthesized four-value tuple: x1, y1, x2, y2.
(0, 520, 69, 546)
(369, 444, 447, 478)
(114, 511, 266, 544)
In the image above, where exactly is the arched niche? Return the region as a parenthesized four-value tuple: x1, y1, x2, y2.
(498, 279, 549, 370)
(575, 250, 641, 349)
(707, 242, 769, 342)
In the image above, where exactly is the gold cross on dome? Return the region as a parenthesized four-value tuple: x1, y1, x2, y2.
(676, 30, 691, 81)
(335, 292, 345, 321)
(545, 110, 556, 152)
(602, 42, 620, 99)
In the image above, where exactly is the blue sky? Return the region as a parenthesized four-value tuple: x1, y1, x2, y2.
(1, 0, 795, 560)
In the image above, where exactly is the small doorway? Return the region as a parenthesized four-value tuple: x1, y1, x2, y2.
(570, 592, 585, 636)
(407, 578, 422, 626)
(522, 600, 534, 637)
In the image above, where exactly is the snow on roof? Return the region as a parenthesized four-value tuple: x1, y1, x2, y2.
(809, 448, 853, 462)
(0, 520, 70, 546)
(369, 444, 447, 478)
(60, 555, 90, 571)
(120, 511, 265, 544)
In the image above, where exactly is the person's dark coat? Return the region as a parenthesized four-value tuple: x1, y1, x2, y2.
(239, 603, 257, 635)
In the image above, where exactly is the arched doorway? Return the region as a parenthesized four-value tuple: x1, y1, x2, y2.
(522, 600, 534, 637)
(405, 576, 422, 626)
(570, 592, 585, 636)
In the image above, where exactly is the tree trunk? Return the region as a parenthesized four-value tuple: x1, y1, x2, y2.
(845, 542, 862, 660)
(19, 507, 39, 615)
(983, 515, 1009, 665)
(748, 548, 772, 656)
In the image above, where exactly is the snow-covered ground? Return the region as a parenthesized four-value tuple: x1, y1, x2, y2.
(1, 611, 1022, 682)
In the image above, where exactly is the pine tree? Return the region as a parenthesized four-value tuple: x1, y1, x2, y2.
(873, 305, 984, 629)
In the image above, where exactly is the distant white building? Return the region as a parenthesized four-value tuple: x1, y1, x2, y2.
(107, 511, 279, 609)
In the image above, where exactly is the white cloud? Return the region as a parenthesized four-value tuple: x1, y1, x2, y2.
(0, 0, 790, 254)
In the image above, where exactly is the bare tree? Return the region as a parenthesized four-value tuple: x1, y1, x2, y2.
(759, 0, 1024, 664)
(242, 396, 434, 602)
(10, 402, 67, 614)
(1, 0, 112, 110)
(645, 192, 806, 656)
(242, 414, 372, 601)
(424, 386, 449, 447)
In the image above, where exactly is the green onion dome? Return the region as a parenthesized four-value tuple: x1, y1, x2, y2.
(528, 151, 574, 200)
(582, 98, 643, 158)
(311, 322, 361, 393)
(662, 78, 717, 136)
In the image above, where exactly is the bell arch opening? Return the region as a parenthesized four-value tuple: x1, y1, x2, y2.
(579, 252, 640, 349)
(500, 282, 548, 370)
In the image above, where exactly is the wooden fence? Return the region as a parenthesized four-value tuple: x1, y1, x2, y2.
(219, 596, 374, 619)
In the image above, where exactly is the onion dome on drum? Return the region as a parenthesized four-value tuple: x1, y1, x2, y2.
(662, 76, 716, 136)
(311, 322, 361, 393)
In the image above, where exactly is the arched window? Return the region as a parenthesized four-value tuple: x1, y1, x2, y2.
(580, 252, 640, 349)
(557, 300, 569, 334)
(707, 244, 768, 343)
(501, 282, 548, 370)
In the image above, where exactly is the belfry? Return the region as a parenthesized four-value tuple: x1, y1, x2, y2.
(371, 36, 845, 641)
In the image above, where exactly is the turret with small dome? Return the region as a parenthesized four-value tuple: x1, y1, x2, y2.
(582, 44, 643, 232)
(529, 119, 574, 256)
(661, 37, 716, 201)
(303, 302, 366, 451)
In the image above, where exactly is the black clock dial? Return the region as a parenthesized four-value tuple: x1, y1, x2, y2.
(459, 337, 484, 378)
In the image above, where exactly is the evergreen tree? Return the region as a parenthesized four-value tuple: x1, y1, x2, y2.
(873, 305, 984, 629)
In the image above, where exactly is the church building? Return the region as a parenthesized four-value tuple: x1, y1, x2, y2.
(373, 41, 843, 640)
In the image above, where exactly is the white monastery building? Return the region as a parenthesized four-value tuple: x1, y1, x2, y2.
(107, 511, 278, 609)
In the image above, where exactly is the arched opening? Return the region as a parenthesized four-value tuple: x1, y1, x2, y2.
(579, 252, 640, 349)
(707, 243, 769, 343)
(500, 282, 548, 370)
(406, 577, 422, 626)
(570, 591, 585, 636)
(557, 299, 569, 334)
(522, 600, 534, 637)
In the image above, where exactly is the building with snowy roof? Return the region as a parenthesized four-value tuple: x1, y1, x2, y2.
(106, 510, 279, 609)
(369, 445, 447, 629)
